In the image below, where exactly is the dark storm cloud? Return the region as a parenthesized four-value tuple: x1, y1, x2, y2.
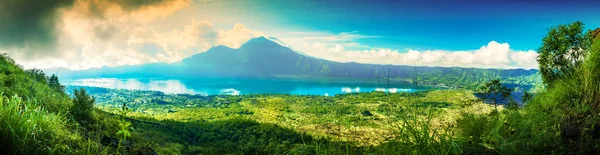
(0, 0, 74, 54)
(83, 0, 175, 19)
(0, 0, 185, 59)
(112, 0, 172, 10)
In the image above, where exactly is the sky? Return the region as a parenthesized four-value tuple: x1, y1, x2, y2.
(1, 0, 599, 70)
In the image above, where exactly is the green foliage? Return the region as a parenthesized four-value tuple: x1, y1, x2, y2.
(26, 68, 47, 84)
(1, 54, 110, 154)
(505, 98, 519, 110)
(116, 104, 134, 154)
(376, 108, 461, 154)
(537, 21, 594, 86)
(412, 67, 540, 90)
(0, 94, 106, 155)
(521, 91, 532, 103)
(512, 27, 600, 154)
(534, 36, 600, 153)
(83, 85, 496, 154)
(455, 24, 600, 154)
(71, 88, 96, 125)
(48, 74, 65, 93)
(0, 53, 72, 114)
(456, 110, 561, 154)
(126, 117, 360, 154)
(478, 79, 512, 108)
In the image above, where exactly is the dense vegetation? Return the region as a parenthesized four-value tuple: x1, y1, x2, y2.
(71, 86, 493, 146)
(0, 54, 107, 154)
(1, 22, 599, 154)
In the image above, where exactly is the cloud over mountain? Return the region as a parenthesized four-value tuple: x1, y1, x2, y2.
(0, 0, 191, 61)
(0, 0, 260, 70)
(280, 34, 539, 69)
(0, 0, 540, 70)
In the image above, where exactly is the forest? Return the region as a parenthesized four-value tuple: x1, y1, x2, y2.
(1, 21, 599, 154)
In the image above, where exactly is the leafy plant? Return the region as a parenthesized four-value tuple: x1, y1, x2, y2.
(537, 21, 594, 86)
(478, 79, 512, 109)
(47, 74, 65, 93)
(116, 103, 134, 154)
(71, 88, 96, 125)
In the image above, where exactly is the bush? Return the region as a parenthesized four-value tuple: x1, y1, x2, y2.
(71, 88, 96, 126)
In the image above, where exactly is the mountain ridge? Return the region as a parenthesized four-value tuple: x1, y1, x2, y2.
(52, 37, 540, 89)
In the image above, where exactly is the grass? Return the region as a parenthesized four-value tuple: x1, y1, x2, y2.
(5, 79, 598, 154)
(77, 87, 512, 154)
(90, 89, 494, 147)
(0, 94, 107, 155)
(375, 108, 461, 154)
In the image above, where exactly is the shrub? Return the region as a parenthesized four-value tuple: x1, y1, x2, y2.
(71, 88, 96, 126)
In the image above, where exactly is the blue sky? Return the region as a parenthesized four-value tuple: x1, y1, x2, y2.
(241, 0, 600, 51)
(2, 0, 599, 69)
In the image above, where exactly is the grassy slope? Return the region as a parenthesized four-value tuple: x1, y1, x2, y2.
(0, 54, 107, 154)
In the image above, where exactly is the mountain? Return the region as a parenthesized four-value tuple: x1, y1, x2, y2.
(55, 36, 541, 89)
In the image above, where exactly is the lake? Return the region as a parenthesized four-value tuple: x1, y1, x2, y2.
(63, 77, 437, 96)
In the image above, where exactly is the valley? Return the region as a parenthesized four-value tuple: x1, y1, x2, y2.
(72, 86, 496, 147)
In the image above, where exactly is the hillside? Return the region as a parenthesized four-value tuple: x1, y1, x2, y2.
(55, 37, 541, 89)
(0, 53, 499, 154)
(0, 52, 362, 154)
(0, 54, 72, 113)
(2, 24, 599, 154)
(0, 54, 99, 154)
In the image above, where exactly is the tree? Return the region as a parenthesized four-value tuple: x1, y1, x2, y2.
(71, 88, 95, 125)
(47, 74, 65, 93)
(479, 79, 512, 109)
(521, 91, 533, 103)
(26, 69, 47, 84)
(537, 21, 594, 86)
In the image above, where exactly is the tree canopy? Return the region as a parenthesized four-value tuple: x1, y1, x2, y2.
(478, 79, 512, 108)
(537, 21, 594, 86)
(71, 88, 96, 125)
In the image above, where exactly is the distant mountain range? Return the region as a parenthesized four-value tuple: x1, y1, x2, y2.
(54, 37, 541, 89)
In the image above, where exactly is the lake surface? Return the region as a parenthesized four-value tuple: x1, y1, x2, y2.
(63, 77, 437, 96)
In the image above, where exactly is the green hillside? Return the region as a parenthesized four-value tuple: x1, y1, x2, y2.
(0, 54, 105, 154)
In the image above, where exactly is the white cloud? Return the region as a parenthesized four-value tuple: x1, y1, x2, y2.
(290, 40, 538, 69)
(159, 20, 264, 61)
(1, 0, 537, 71)
(10, 18, 263, 70)
(218, 24, 265, 48)
(272, 30, 538, 69)
(510, 50, 539, 68)
(2, 0, 263, 71)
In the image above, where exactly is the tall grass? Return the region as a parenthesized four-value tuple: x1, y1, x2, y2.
(376, 108, 461, 155)
(0, 93, 107, 154)
(452, 36, 600, 154)
(456, 109, 562, 154)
